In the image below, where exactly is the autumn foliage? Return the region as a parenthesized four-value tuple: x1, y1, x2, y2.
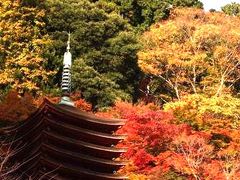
(0, 0, 55, 93)
(138, 8, 240, 100)
(1, 2, 240, 180)
(0, 90, 37, 122)
(0, 90, 92, 123)
(97, 101, 240, 179)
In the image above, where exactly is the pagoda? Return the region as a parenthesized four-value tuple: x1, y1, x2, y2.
(1, 34, 128, 180)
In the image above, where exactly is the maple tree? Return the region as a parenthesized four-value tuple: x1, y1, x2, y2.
(0, 90, 37, 123)
(164, 93, 240, 178)
(138, 8, 240, 100)
(171, 133, 213, 179)
(97, 101, 240, 179)
(0, 90, 92, 123)
(97, 102, 197, 178)
(164, 94, 240, 131)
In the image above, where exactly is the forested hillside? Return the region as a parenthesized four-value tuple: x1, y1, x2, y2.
(1, 0, 240, 179)
(0, 0, 204, 108)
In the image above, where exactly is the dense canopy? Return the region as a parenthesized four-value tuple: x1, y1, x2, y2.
(1, 0, 240, 179)
(138, 8, 240, 101)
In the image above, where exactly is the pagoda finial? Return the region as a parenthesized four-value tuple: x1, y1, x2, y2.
(59, 32, 74, 106)
(67, 32, 70, 52)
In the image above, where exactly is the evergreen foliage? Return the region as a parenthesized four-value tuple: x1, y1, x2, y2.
(44, 0, 141, 108)
(107, 0, 203, 30)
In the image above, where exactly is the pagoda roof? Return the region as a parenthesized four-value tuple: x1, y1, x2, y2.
(1, 99, 128, 179)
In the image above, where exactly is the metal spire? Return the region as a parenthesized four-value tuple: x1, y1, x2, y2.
(59, 33, 74, 106)
(67, 33, 70, 52)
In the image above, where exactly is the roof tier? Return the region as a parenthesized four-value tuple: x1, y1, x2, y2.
(1, 99, 128, 180)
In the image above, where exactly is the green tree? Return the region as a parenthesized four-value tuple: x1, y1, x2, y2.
(72, 59, 130, 109)
(172, 0, 203, 8)
(209, 8, 217, 13)
(222, 2, 240, 16)
(44, 0, 141, 108)
(107, 0, 203, 30)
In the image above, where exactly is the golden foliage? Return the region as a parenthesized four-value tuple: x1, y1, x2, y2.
(164, 94, 240, 130)
(0, 0, 55, 93)
(138, 8, 240, 99)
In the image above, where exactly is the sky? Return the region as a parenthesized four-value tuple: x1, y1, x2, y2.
(200, 0, 240, 11)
